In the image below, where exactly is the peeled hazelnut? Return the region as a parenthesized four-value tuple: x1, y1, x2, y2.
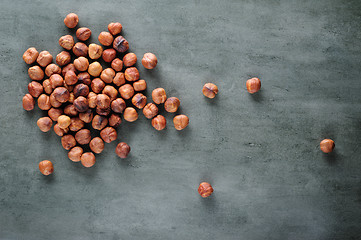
(59, 35, 74, 50)
(72, 42, 88, 57)
(246, 77, 261, 94)
(100, 127, 117, 143)
(45, 64, 61, 77)
(53, 87, 70, 103)
(64, 13, 78, 28)
(56, 51, 71, 66)
(73, 96, 89, 112)
(62, 63, 77, 77)
(98, 32, 114, 46)
(108, 22, 123, 35)
(96, 106, 111, 116)
(81, 152, 96, 168)
(73, 57, 89, 72)
(77, 72, 91, 85)
(64, 104, 78, 117)
(198, 182, 213, 198)
(123, 107, 138, 122)
(123, 53, 137, 67)
(102, 85, 118, 101)
(91, 78, 105, 94)
(113, 36, 129, 53)
(131, 93, 147, 109)
(143, 103, 158, 119)
(124, 67, 139, 82)
(320, 139, 335, 153)
(23, 47, 39, 64)
(119, 84, 134, 99)
(22, 94, 35, 111)
(49, 74, 64, 89)
(28, 81, 43, 98)
(88, 44, 103, 60)
(68, 146, 83, 162)
(202, 83, 218, 98)
(89, 137, 104, 154)
(69, 117, 84, 132)
(57, 115, 71, 129)
(64, 70, 78, 85)
(111, 58, 123, 71)
(79, 109, 93, 123)
(152, 115, 166, 131)
(37, 117, 53, 132)
(164, 97, 180, 113)
(43, 80, 52, 94)
(92, 115, 108, 130)
(76, 27, 92, 41)
(48, 108, 63, 121)
(113, 72, 125, 87)
(97, 94, 111, 109)
(133, 80, 147, 92)
(75, 129, 91, 145)
(49, 93, 62, 108)
(87, 92, 97, 108)
(111, 98, 126, 113)
(39, 160, 54, 176)
(115, 142, 130, 158)
(38, 94, 52, 110)
(88, 62, 103, 77)
(53, 123, 69, 136)
(73, 84, 89, 98)
(36, 51, 53, 67)
(142, 53, 158, 69)
(173, 114, 189, 130)
(100, 68, 115, 83)
(28, 66, 44, 81)
(152, 88, 167, 104)
(109, 113, 122, 128)
(102, 49, 117, 62)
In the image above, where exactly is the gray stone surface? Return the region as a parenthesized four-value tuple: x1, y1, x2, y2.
(1, 0, 361, 239)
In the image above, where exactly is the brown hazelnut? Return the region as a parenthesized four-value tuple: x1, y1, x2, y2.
(108, 22, 123, 35)
(68, 93, 75, 103)
(77, 72, 91, 85)
(320, 139, 335, 153)
(96, 106, 111, 116)
(88, 62, 103, 77)
(73, 96, 89, 112)
(45, 64, 61, 77)
(59, 35, 74, 50)
(42, 79, 52, 94)
(64, 70, 78, 85)
(68, 146, 83, 162)
(164, 97, 180, 113)
(88, 44, 103, 60)
(39, 160, 54, 176)
(22, 94, 35, 111)
(246, 77, 261, 94)
(123, 53, 137, 67)
(123, 107, 138, 122)
(48, 108, 63, 121)
(202, 83, 218, 98)
(102, 49, 117, 63)
(49, 74, 64, 89)
(38, 94, 52, 110)
(102, 85, 118, 101)
(64, 13, 78, 28)
(115, 142, 130, 159)
(49, 93, 62, 108)
(113, 72, 125, 86)
(113, 36, 129, 53)
(111, 98, 126, 113)
(89, 137, 104, 154)
(74, 56, 89, 72)
(79, 109, 93, 123)
(57, 115, 71, 129)
(98, 32, 114, 46)
(75, 129, 91, 145)
(28, 66, 44, 81)
(143, 103, 158, 119)
(152, 115, 166, 131)
(36, 51, 53, 67)
(91, 78, 105, 93)
(119, 84, 134, 99)
(152, 88, 167, 104)
(133, 80, 147, 92)
(62, 63, 77, 77)
(198, 182, 213, 198)
(28, 81, 43, 98)
(64, 104, 78, 117)
(53, 87, 70, 103)
(64, 82, 74, 92)
(124, 67, 139, 82)
(72, 42, 88, 57)
(100, 127, 117, 143)
(96, 94, 111, 109)
(23, 47, 39, 64)
(81, 152, 96, 168)
(56, 51, 71, 66)
(92, 115, 108, 130)
(109, 113, 122, 128)
(87, 92, 97, 108)
(73, 84, 89, 98)
(100, 68, 115, 83)
(53, 123, 69, 136)
(69, 117, 84, 132)
(61, 134, 76, 150)
(173, 114, 189, 130)
(142, 53, 158, 69)
(37, 117, 53, 132)
(131, 93, 147, 109)
(76, 27, 92, 41)
(111, 58, 123, 71)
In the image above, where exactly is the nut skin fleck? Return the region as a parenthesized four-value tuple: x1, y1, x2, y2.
(39, 160, 54, 176)
(115, 142, 131, 158)
(151, 115, 166, 131)
(76, 27, 92, 41)
(108, 22, 123, 35)
(64, 13, 78, 28)
(198, 182, 214, 198)
(22, 94, 35, 111)
(142, 53, 158, 69)
(173, 114, 189, 130)
(164, 97, 180, 113)
(89, 137, 104, 154)
(123, 107, 138, 122)
(320, 139, 335, 153)
(37, 51, 53, 67)
(72, 42, 88, 57)
(152, 88, 167, 104)
(23, 47, 39, 64)
(143, 103, 158, 119)
(202, 83, 218, 98)
(246, 77, 261, 94)
(68, 146, 83, 162)
(113, 36, 129, 53)
(37, 117, 53, 132)
(81, 152, 96, 168)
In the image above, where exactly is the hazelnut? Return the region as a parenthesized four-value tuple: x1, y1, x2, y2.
(173, 114, 189, 130)
(64, 104, 78, 117)
(113, 36, 129, 53)
(111, 98, 126, 113)
(56, 51, 71, 66)
(76, 27, 92, 41)
(64, 83, 74, 93)
(142, 53, 158, 69)
(108, 22, 123, 35)
(109, 113, 122, 127)
(119, 84, 134, 99)
(79, 109, 93, 123)
(102, 49, 117, 62)
(100, 127, 117, 143)
(73, 57, 89, 72)
(91, 78, 105, 93)
(49, 74, 64, 89)
(123, 107, 138, 122)
(69, 117, 84, 132)
(115, 142, 131, 159)
(49, 93, 62, 108)
(202, 83, 218, 98)
(143, 103, 158, 119)
(92, 115, 108, 130)
(37, 117, 53, 132)
(152, 115, 166, 131)
(102, 85, 118, 101)
(111, 58, 123, 71)
(22, 94, 35, 111)
(45, 64, 61, 77)
(113, 72, 125, 87)
(36, 51, 53, 67)
(246, 77, 261, 94)
(48, 108, 63, 121)
(88, 44, 103, 60)
(152, 88, 167, 104)
(198, 182, 213, 198)
(96, 106, 111, 116)
(97, 94, 111, 109)
(88, 62, 103, 77)
(62, 63, 77, 77)
(75, 129, 91, 145)
(164, 97, 180, 113)
(68, 92, 75, 103)
(23, 47, 39, 64)
(53, 87, 70, 103)
(64, 70, 78, 85)
(39, 160, 54, 176)
(98, 32, 114, 46)
(73, 84, 89, 98)
(123, 53, 137, 67)
(89, 137, 105, 154)
(131, 93, 147, 109)
(54, 123, 69, 136)
(68, 146, 83, 162)
(81, 152, 96, 168)
(57, 115, 71, 129)
(59, 35, 74, 50)
(72, 42, 88, 57)
(133, 80, 147, 92)
(100, 68, 115, 83)
(87, 92, 97, 108)
(64, 13, 78, 28)
(38, 94, 52, 110)
(320, 139, 335, 153)
(42, 79, 52, 94)
(77, 72, 91, 85)
(28, 81, 43, 98)
(28, 66, 44, 81)
(124, 67, 140, 82)
(73, 96, 89, 112)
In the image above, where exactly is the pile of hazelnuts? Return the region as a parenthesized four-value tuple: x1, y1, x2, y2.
(22, 13, 189, 175)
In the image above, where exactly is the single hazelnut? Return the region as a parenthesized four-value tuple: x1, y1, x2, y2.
(102, 49, 117, 62)
(23, 47, 39, 64)
(28, 66, 44, 81)
(143, 103, 158, 119)
(36, 51, 53, 67)
(38, 94, 52, 110)
(37, 117, 53, 132)
(92, 115, 108, 130)
(22, 94, 35, 111)
(79, 109, 93, 123)
(133, 80, 147, 92)
(56, 51, 71, 66)
(98, 32, 114, 46)
(96, 106, 111, 116)
(109, 113, 122, 128)
(123, 53, 137, 67)
(62, 63, 77, 77)
(113, 72, 125, 87)
(73, 57, 89, 72)
(73, 96, 89, 112)
(28, 81, 43, 98)
(64, 70, 78, 85)
(119, 84, 134, 99)
(198, 182, 213, 198)
(69, 117, 84, 132)
(48, 108, 63, 121)
(131, 93, 147, 109)
(73, 84, 89, 98)
(123, 107, 138, 122)
(96, 94, 111, 109)
(91, 78, 105, 93)
(68, 146, 83, 162)
(49, 93, 62, 108)
(152, 115, 166, 131)
(108, 22, 123, 35)
(88, 44, 103, 60)
(39, 160, 54, 176)
(57, 115, 71, 129)
(246, 77, 261, 94)
(102, 85, 118, 101)
(75, 129, 91, 145)
(45, 64, 61, 77)
(77, 72, 91, 85)
(152, 88, 167, 104)
(76, 27, 92, 41)
(100, 68, 115, 83)
(87, 92, 97, 108)
(53, 87, 70, 103)
(100, 127, 117, 143)
(115, 142, 130, 158)
(89, 137, 105, 154)
(111, 58, 123, 71)
(202, 83, 218, 98)
(124, 67, 139, 82)
(68, 93, 75, 104)
(142, 53, 158, 69)
(173, 114, 189, 130)
(81, 152, 96, 168)
(64, 13, 78, 28)
(59, 35, 74, 50)
(88, 62, 103, 77)
(111, 98, 126, 113)
(113, 36, 129, 53)
(49, 74, 64, 89)
(64, 104, 78, 117)
(164, 97, 180, 113)
(72, 42, 88, 57)
(320, 139, 335, 153)
(42, 79, 52, 94)
(53, 123, 69, 136)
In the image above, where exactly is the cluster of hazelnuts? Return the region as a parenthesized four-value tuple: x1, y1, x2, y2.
(22, 13, 189, 175)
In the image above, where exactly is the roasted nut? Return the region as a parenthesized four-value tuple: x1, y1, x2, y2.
(202, 83, 218, 98)
(96, 94, 111, 109)
(75, 129, 91, 145)
(64, 13, 78, 28)
(96, 106, 111, 116)
(22, 94, 35, 111)
(42, 79, 52, 94)
(28, 66, 44, 81)
(143, 103, 158, 119)
(123, 107, 138, 122)
(72, 42, 88, 57)
(142, 53, 158, 69)
(113, 36, 129, 53)
(198, 182, 213, 198)
(98, 32, 114, 46)
(61, 134, 76, 150)
(23, 47, 39, 64)
(48, 108, 63, 121)
(73, 96, 89, 112)
(73, 84, 89, 98)
(102, 49, 117, 62)
(36, 51, 53, 67)
(123, 53, 137, 67)
(152, 88, 167, 104)
(62, 63, 77, 77)
(81, 152, 96, 168)
(76, 27, 92, 41)
(119, 84, 134, 99)
(246, 77, 261, 94)
(49, 93, 62, 108)
(152, 115, 166, 131)
(133, 80, 147, 92)
(320, 139, 335, 153)
(124, 67, 139, 81)
(53, 87, 69, 103)
(37, 117, 53, 132)
(74, 56, 89, 72)
(45, 64, 61, 77)
(57, 115, 71, 129)
(49, 74, 64, 89)
(68, 93, 75, 103)
(111, 98, 126, 113)
(68, 146, 83, 162)
(173, 114, 189, 130)
(109, 113, 122, 127)
(64, 82, 74, 92)
(89, 137, 104, 154)
(100, 127, 117, 143)
(53, 123, 69, 136)
(111, 58, 123, 71)
(164, 97, 180, 113)
(69, 117, 84, 132)
(59, 35, 74, 50)
(115, 142, 130, 159)
(102, 85, 118, 101)
(39, 160, 54, 176)
(88, 62, 103, 77)
(79, 109, 93, 123)
(64, 104, 78, 117)
(87, 92, 97, 108)
(91, 78, 105, 93)
(131, 93, 147, 109)
(77, 72, 91, 85)
(100, 68, 115, 83)
(92, 115, 108, 130)
(28, 81, 43, 98)
(64, 70, 78, 85)
(88, 44, 103, 60)
(113, 72, 125, 86)
(38, 94, 52, 110)
(108, 22, 123, 35)
(56, 51, 71, 66)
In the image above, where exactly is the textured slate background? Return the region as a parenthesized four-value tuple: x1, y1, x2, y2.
(1, 0, 361, 239)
